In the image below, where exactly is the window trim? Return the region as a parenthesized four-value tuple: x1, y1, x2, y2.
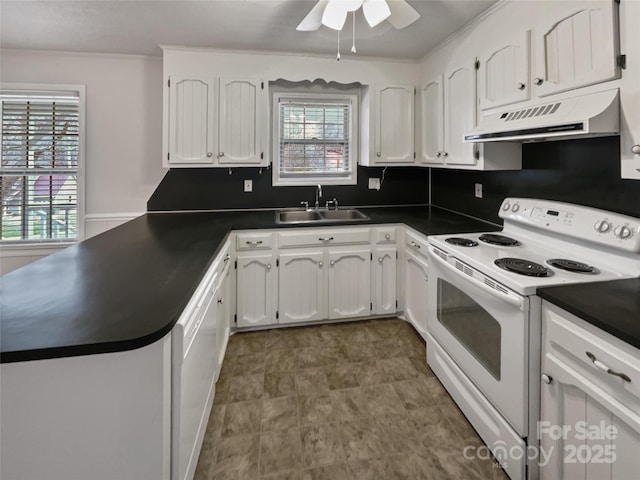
(0, 83, 86, 245)
(272, 92, 358, 187)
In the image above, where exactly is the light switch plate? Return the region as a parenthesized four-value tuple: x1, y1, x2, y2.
(475, 183, 483, 198)
(244, 179, 253, 192)
(369, 178, 380, 190)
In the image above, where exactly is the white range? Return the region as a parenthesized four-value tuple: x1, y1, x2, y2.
(425, 198, 640, 480)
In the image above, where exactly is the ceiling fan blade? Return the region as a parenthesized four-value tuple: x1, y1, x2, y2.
(386, 0, 420, 29)
(322, 0, 360, 30)
(296, 0, 329, 31)
(362, 0, 391, 28)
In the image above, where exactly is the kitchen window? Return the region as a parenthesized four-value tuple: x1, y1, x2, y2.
(273, 93, 358, 186)
(0, 86, 84, 244)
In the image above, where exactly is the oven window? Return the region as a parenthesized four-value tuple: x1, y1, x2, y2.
(437, 279, 501, 380)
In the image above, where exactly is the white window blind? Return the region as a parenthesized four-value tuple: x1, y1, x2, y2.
(278, 97, 353, 179)
(1, 91, 80, 242)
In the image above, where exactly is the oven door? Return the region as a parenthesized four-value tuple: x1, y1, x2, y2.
(427, 246, 529, 435)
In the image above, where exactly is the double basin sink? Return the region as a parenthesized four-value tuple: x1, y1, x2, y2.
(276, 208, 370, 224)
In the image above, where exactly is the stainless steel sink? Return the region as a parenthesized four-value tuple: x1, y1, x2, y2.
(277, 210, 322, 223)
(276, 208, 370, 224)
(318, 209, 369, 221)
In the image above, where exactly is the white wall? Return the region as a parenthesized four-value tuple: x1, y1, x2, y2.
(1, 50, 166, 273)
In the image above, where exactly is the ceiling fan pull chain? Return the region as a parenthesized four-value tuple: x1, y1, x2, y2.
(336, 29, 341, 61)
(351, 12, 357, 54)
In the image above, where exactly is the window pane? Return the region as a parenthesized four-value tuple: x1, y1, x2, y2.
(1, 93, 79, 242)
(279, 99, 352, 178)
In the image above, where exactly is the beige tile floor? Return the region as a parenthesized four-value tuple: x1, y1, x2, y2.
(194, 318, 509, 480)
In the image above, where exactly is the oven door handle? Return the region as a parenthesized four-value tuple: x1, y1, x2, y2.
(428, 246, 525, 310)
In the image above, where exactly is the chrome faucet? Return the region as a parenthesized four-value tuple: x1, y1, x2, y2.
(315, 184, 322, 209)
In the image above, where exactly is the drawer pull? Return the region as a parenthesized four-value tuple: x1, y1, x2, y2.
(224, 254, 230, 262)
(385, 234, 391, 240)
(319, 237, 334, 242)
(410, 241, 421, 249)
(246, 240, 263, 245)
(586, 352, 632, 383)
(217, 298, 224, 305)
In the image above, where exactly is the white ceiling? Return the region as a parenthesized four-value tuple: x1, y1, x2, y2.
(0, 0, 498, 60)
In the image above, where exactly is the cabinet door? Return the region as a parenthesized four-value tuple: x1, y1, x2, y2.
(374, 84, 415, 163)
(168, 76, 217, 165)
(218, 78, 263, 165)
(478, 31, 530, 110)
(534, 0, 619, 97)
(374, 246, 397, 315)
(327, 248, 371, 320)
(540, 356, 640, 480)
(444, 63, 478, 166)
(215, 261, 232, 377)
(419, 76, 445, 164)
(404, 249, 428, 337)
(279, 250, 326, 324)
(236, 253, 275, 328)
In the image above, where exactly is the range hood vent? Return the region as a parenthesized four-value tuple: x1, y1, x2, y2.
(464, 89, 619, 142)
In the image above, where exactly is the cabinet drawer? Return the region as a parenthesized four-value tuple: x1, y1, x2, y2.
(279, 228, 370, 248)
(544, 304, 640, 402)
(376, 227, 397, 244)
(236, 232, 273, 250)
(405, 229, 429, 254)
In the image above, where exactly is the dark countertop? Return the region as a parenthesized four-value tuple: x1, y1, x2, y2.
(538, 278, 640, 351)
(0, 205, 498, 363)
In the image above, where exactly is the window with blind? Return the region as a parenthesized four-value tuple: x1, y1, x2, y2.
(1, 89, 81, 243)
(274, 94, 358, 186)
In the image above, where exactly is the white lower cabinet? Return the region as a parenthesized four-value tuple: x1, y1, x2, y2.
(236, 253, 277, 328)
(540, 302, 640, 480)
(403, 248, 428, 338)
(278, 249, 327, 324)
(374, 246, 397, 315)
(327, 247, 372, 320)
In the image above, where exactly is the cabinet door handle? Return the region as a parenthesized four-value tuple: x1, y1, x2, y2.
(517, 82, 526, 90)
(376, 152, 381, 157)
(318, 237, 334, 242)
(410, 241, 421, 249)
(631, 144, 640, 155)
(218, 152, 225, 157)
(436, 152, 442, 158)
(246, 240, 263, 245)
(378, 257, 384, 263)
(319, 261, 323, 267)
(385, 234, 391, 240)
(266, 264, 272, 270)
(224, 254, 230, 262)
(217, 298, 224, 305)
(330, 260, 335, 266)
(586, 352, 631, 382)
(442, 152, 448, 157)
(534, 77, 544, 86)
(541, 373, 552, 384)
(206, 152, 213, 158)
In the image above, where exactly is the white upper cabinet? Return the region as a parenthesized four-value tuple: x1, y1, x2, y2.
(533, 0, 620, 97)
(168, 76, 217, 165)
(478, 31, 531, 110)
(444, 61, 478, 166)
(419, 75, 444, 164)
(366, 84, 415, 165)
(165, 75, 266, 168)
(218, 78, 263, 165)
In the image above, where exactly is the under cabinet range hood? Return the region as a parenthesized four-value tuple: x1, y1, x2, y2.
(464, 89, 619, 143)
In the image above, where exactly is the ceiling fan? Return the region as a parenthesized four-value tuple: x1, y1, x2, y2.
(296, 0, 421, 32)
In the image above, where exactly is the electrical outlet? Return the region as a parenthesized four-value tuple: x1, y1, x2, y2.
(368, 178, 380, 190)
(244, 179, 253, 192)
(475, 183, 483, 198)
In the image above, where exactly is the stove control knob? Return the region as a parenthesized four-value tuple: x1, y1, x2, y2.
(615, 225, 634, 240)
(502, 202, 511, 211)
(594, 220, 611, 233)
(511, 203, 520, 213)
